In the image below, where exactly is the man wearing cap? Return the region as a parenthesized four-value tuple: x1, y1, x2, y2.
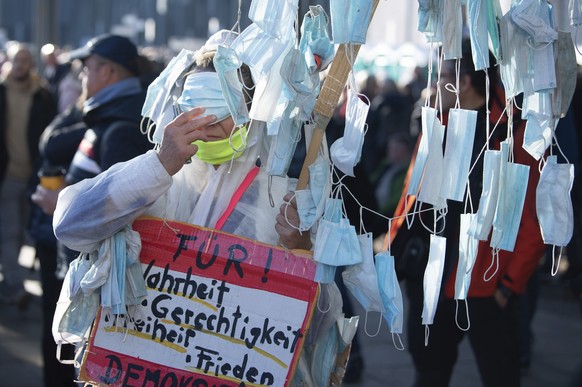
(64, 34, 152, 185)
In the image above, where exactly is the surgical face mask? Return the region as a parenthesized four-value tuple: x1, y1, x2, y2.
(299, 5, 335, 73)
(249, 0, 299, 41)
(329, 0, 375, 44)
(536, 155, 575, 246)
(553, 31, 578, 118)
(523, 89, 554, 161)
(231, 23, 290, 78)
(468, 150, 501, 240)
(499, 12, 525, 98)
(486, 0, 503, 61)
(315, 262, 337, 283)
(213, 45, 250, 127)
(442, 0, 463, 60)
(375, 250, 404, 334)
(265, 117, 301, 176)
(491, 160, 530, 252)
(296, 156, 332, 230)
(455, 213, 479, 300)
(330, 88, 369, 177)
(144, 49, 196, 144)
(177, 72, 231, 124)
(194, 126, 247, 165)
(342, 233, 385, 313)
(440, 108, 478, 202)
(417, 119, 447, 210)
(408, 106, 438, 196)
(422, 234, 446, 327)
(468, 0, 490, 70)
(314, 218, 362, 266)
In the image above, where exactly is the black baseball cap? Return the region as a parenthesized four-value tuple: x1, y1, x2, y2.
(68, 34, 139, 75)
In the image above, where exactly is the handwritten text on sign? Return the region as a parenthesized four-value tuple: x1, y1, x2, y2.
(79, 218, 318, 386)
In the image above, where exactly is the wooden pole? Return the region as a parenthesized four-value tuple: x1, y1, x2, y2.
(296, 0, 380, 190)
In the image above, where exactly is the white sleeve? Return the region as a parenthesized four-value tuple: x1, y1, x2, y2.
(53, 150, 173, 253)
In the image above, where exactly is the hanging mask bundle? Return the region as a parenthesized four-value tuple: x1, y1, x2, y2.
(313, 195, 363, 267)
(536, 154, 575, 275)
(454, 213, 479, 331)
(299, 5, 335, 74)
(440, 108, 478, 202)
(330, 79, 370, 177)
(375, 250, 405, 349)
(213, 44, 250, 127)
(329, 0, 375, 44)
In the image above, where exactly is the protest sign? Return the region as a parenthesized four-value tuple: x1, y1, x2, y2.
(79, 217, 319, 386)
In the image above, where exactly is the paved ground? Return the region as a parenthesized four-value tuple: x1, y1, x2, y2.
(1, 246, 581, 387)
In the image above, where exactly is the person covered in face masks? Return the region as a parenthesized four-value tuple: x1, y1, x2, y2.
(393, 39, 546, 387)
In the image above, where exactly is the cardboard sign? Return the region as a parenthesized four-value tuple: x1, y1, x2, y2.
(79, 217, 318, 386)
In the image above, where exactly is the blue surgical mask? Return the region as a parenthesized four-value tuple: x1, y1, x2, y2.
(296, 155, 332, 230)
(330, 0, 375, 44)
(468, 149, 502, 240)
(490, 158, 530, 252)
(499, 12, 526, 98)
(314, 218, 362, 266)
(536, 155, 575, 247)
(442, 0, 463, 60)
(265, 116, 301, 176)
(299, 5, 335, 73)
(486, 0, 503, 61)
(249, 0, 299, 41)
(408, 106, 438, 196)
(213, 45, 249, 127)
(440, 108, 478, 202)
(330, 87, 369, 177)
(417, 0, 444, 43)
(468, 0, 490, 70)
(375, 250, 404, 334)
(314, 262, 337, 283)
(177, 72, 231, 124)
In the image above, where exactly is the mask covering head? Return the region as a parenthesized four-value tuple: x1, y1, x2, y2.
(213, 44, 250, 127)
(375, 250, 404, 335)
(440, 108, 478, 202)
(330, 87, 369, 177)
(177, 72, 231, 124)
(468, 149, 502, 240)
(536, 155, 574, 247)
(194, 126, 248, 165)
(329, 0, 375, 44)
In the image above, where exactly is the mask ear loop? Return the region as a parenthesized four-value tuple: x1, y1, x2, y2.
(424, 324, 430, 347)
(392, 332, 405, 351)
(424, 41, 435, 109)
(551, 245, 563, 276)
(363, 310, 383, 338)
(483, 247, 500, 282)
(316, 283, 332, 313)
(455, 298, 471, 332)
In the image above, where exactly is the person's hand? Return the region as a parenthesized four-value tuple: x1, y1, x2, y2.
(156, 107, 216, 175)
(31, 185, 60, 215)
(275, 192, 312, 250)
(494, 287, 509, 309)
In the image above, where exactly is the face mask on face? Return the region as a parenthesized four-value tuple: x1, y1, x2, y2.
(468, 149, 502, 240)
(440, 108, 478, 202)
(422, 234, 447, 345)
(536, 155, 575, 247)
(299, 5, 335, 73)
(330, 0, 375, 44)
(249, 0, 299, 41)
(330, 87, 369, 177)
(194, 126, 247, 165)
(375, 250, 404, 335)
(442, 0, 463, 60)
(213, 45, 250, 127)
(177, 72, 231, 124)
(468, 0, 490, 70)
(342, 233, 385, 324)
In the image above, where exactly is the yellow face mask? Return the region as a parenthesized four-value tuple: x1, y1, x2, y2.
(193, 126, 247, 165)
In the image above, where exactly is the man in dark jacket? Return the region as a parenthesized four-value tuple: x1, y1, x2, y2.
(0, 42, 56, 306)
(64, 34, 152, 184)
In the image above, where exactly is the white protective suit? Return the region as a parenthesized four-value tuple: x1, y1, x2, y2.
(53, 122, 290, 252)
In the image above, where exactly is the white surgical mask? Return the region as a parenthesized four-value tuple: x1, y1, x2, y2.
(468, 0, 490, 70)
(440, 108, 478, 202)
(455, 213, 479, 300)
(213, 45, 249, 127)
(417, 119, 447, 210)
(248, 0, 299, 41)
(176, 72, 231, 124)
(442, 0, 463, 60)
(422, 234, 447, 345)
(408, 106, 438, 196)
(468, 150, 502, 240)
